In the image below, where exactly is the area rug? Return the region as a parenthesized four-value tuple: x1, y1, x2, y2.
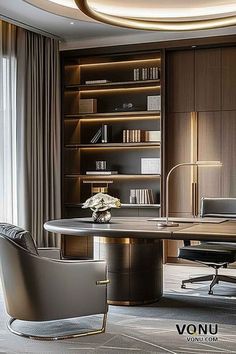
(0, 264, 236, 353)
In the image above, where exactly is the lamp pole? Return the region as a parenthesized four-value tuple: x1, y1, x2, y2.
(157, 161, 222, 228)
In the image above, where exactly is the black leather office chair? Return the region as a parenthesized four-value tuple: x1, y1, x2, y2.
(0, 223, 109, 340)
(179, 198, 236, 295)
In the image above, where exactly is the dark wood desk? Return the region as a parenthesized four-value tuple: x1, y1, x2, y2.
(44, 218, 236, 305)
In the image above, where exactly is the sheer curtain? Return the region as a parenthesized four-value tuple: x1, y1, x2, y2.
(0, 22, 17, 224)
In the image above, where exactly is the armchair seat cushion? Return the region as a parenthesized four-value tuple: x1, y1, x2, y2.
(179, 243, 236, 264)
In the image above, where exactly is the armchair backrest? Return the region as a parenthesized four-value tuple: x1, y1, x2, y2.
(0, 223, 38, 255)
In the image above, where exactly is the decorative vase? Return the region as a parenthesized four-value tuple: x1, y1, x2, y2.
(92, 209, 111, 223)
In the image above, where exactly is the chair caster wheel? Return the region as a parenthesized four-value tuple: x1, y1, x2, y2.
(208, 290, 213, 295)
(181, 284, 186, 289)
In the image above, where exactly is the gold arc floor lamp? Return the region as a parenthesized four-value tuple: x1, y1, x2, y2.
(157, 161, 223, 228)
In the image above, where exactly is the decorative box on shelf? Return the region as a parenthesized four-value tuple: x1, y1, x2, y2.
(145, 130, 161, 142)
(79, 99, 97, 114)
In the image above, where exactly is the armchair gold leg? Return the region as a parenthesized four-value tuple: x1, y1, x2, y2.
(8, 313, 107, 341)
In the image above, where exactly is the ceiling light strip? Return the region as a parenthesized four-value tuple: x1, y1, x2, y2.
(75, 0, 236, 31)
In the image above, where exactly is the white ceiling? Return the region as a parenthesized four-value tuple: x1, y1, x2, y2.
(0, 0, 236, 50)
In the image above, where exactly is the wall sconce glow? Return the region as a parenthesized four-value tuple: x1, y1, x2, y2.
(75, 0, 236, 31)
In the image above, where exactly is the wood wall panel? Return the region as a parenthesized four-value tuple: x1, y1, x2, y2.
(167, 113, 192, 214)
(222, 47, 236, 110)
(63, 235, 93, 258)
(167, 50, 194, 113)
(195, 49, 221, 112)
(198, 112, 222, 203)
(222, 111, 236, 196)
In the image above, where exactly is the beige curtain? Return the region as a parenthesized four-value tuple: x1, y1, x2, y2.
(16, 28, 61, 247)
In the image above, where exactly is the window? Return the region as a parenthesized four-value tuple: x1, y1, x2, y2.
(0, 55, 17, 223)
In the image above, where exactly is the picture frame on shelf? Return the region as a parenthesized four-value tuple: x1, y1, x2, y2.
(141, 158, 161, 174)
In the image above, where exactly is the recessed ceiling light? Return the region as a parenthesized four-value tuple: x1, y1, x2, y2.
(75, 0, 236, 31)
(70, 21, 75, 24)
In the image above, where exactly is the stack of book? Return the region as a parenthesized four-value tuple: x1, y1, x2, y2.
(123, 129, 145, 143)
(85, 79, 110, 85)
(90, 125, 109, 143)
(123, 130, 160, 143)
(133, 67, 160, 81)
(129, 189, 154, 204)
(86, 171, 118, 175)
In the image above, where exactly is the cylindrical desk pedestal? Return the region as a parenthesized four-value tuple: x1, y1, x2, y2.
(99, 238, 163, 306)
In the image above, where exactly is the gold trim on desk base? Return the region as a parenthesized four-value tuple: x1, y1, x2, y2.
(100, 237, 160, 244)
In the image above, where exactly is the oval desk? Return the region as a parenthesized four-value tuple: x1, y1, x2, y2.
(44, 217, 191, 306)
(44, 217, 236, 305)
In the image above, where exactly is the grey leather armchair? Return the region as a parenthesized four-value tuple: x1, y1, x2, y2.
(0, 223, 109, 340)
(179, 198, 236, 295)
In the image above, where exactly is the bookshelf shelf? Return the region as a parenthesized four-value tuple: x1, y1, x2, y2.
(64, 111, 161, 120)
(65, 203, 161, 209)
(65, 79, 160, 91)
(64, 174, 161, 178)
(65, 142, 161, 148)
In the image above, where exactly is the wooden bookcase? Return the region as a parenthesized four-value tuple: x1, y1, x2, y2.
(61, 51, 163, 258)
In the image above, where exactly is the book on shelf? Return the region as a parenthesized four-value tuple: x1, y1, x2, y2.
(133, 67, 160, 81)
(123, 129, 161, 143)
(90, 127, 102, 143)
(85, 79, 110, 85)
(129, 189, 154, 204)
(86, 171, 118, 175)
(122, 129, 145, 143)
(101, 124, 108, 143)
(90, 124, 110, 143)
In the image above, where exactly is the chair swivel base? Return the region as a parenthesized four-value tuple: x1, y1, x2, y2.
(7, 313, 107, 341)
(181, 273, 236, 295)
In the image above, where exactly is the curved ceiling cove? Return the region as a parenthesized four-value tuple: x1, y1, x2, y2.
(76, 0, 236, 31)
(24, 0, 236, 30)
(24, 0, 91, 21)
